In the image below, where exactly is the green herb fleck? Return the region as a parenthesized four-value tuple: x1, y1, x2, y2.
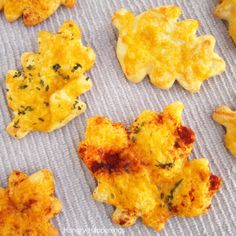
(160, 192, 164, 199)
(133, 126, 140, 134)
(13, 120, 20, 129)
(26, 65, 34, 70)
(13, 71, 21, 78)
(40, 79, 44, 86)
(131, 136, 136, 143)
(85, 77, 90, 81)
(166, 179, 183, 211)
(156, 159, 175, 170)
(38, 118, 45, 122)
(63, 75, 70, 80)
(140, 121, 146, 127)
(18, 106, 34, 115)
(71, 63, 82, 72)
(19, 84, 28, 89)
(52, 64, 61, 72)
(45, 85, 49, 91)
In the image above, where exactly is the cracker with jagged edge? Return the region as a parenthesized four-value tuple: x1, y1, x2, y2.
(6, 21, 95, 139)
(112, 5, 225, 92)
(213, 105, 236, 157)
(78, 102, 222, 231)
(0, 169, 62, 235)
(215, 0, 236, 44)
(0, 0, 77, 26)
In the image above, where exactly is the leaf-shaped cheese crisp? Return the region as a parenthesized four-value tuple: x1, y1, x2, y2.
(78, 102, 222, 231)
(0, 0, 77, 26)
(213, 105, 236, 157)
(0, 169, 62, 235)
(215, 0, 236, 44)
(6, 21, 95, 139)
(112, 5, 226, 92)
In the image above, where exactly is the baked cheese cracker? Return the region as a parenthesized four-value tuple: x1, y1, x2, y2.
(215, 0, 236, 43)
(0, 169, 62, 235)
(112, 5, 225, 92)
(6, 21, 95, 139)
(78, 102, 221, 231)
(213, 105, 236, 157)
(0, 0, 77, 26)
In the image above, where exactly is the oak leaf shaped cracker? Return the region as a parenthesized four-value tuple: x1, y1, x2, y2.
(0, 169, 62, 235)
(112, 5, 225, 92)
(78, 102, 222, 231)
(6, 21, 95, 139)
(215, 0, 236, 44)
(213, 105, 236, 157)
(0, 0, 77, 26)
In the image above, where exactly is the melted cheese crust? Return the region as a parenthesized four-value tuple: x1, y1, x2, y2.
(112, 5, 225, 92)
(213, 105, 236, 157)
(0, 0, 77, 26)
(0, 169, 62, 235)
(215, 0, 236, 43)
(79, 102, 221, 231)
(6, 21, 95, 139)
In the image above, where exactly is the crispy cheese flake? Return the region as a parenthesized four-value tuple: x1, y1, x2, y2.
(6, 21, 95, 139)
(213, 105, 236, 157)
(0, 169, 62, 235)
(0, 0, 77, 26)
(112, 5, 225, 92)
(78, 102, 221, 231)
(215, 0, 236, 44)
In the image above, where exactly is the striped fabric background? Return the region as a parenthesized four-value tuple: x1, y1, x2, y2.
(0, 0, 235, 235)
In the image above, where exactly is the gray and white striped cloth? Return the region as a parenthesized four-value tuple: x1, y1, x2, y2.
(0, 0, 235, 235)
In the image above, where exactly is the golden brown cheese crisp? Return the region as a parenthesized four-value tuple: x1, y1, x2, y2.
(0, 169, 62, 235)
(215, 0, 236, 44)
(0, 0, 77, 26)
(112, 5, 225, 93)
(6, 21, 95, 139)
(78, 102, 222, 231)
(213, 105, 236, 157)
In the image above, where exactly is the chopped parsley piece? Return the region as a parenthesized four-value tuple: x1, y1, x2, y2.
(18, 106, 34, 115)
(52, 64, 61, 72)
(13, 71, 21, 78)
(26, 65, 34, 70)
(133, 126, 141, 134)
(45, 85, 49, 91)
(131, 136, 136, 143)
(40, 79, 44, 86)
(62, 75, 70, 80)
(156, 159, 175, 170)
(19, 84, 28, 89)
(166, 179, 183, 211)
(71, 63, 82, 72)
(13, 120, 20, 129)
